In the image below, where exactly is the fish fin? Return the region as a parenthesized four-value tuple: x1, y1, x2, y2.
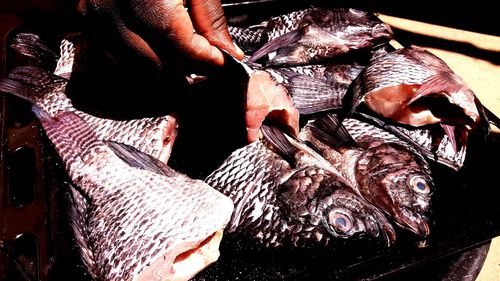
(31, 106, 100, 160)
(408, 72, 463, 104)
(440, 123, 457, 152)
(475, 97, 500, 132)
(285, 74, 347, 114)
(261, 124, 299, 163)
(354, 112, 433, 160)
(309, 113, 359, 149)
(10, 33, 58, 70)
(340, 71, 365, 120)
(249, 28, 303, 63)
(104, 141, 177, 177)
(0, 66, 66, 103)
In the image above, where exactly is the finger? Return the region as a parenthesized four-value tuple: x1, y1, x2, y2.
(116, 22, 162, 68)
(189, 0, 244, 60)
(163, 1, 227, 67)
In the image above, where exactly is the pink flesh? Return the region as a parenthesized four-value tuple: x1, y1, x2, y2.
(159, 115, 179, 164)
(246, 70, 300, 143)
(137, 231, 224, 281)
(365, 84, 442, 126)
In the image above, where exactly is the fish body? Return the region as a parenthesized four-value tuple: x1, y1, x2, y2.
(34, 109, 233, 281)
(0, 33, 178, 163)
(265, 62, 365, 115)
(206, 127, 396, 248)
(300, 113, 433, 237)
(250, 8, 393, 66)
(345, 46, 482, 157)
(228, 26, 266, 54)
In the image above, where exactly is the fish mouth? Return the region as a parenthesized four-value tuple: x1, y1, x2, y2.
(395, 207, 430, 237)
(368, 208, 397, 246)
(137, 230, 224, 281)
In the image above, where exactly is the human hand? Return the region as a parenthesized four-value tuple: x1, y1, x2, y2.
(79, 0, 244, 74)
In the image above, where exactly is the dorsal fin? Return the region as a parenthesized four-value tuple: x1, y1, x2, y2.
(309, 113, 359, 149)
(0, 66, 66, 103)
(105, 141, 177, 177)
(261, 124, 298, 164)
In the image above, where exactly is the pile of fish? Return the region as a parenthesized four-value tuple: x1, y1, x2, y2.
(0, 5, 499, 281)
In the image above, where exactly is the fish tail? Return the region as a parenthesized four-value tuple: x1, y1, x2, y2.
(0, 66, 66, 103)
(32, 106, 100, 163)
(10, 33, 58, 70)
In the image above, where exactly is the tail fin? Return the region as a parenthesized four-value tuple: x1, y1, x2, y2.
(32, 106, 100, 164)
(0, 66, 66, 104)
(11, 33, 58, 70)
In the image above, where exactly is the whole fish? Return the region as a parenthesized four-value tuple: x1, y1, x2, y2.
(249, 8, 393, 66)
(0, 33, 178, 163)
(33, 108, 234, 281)
(206, 125, 396, 248)
(343, 46, 484, 158)
(300, 113, 433, 237)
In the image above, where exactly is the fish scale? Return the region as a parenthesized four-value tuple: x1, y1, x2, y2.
(0, 33, 178, 163)
(266, 9, 310, 39)
(361, 52, 436, 91)
(301, 113, 433, 236)
(206, 137, 397, 248)
(35, 110, 233, 281)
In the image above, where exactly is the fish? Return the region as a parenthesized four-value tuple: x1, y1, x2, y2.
(32, 107, 234, 281)
(205, 125, 397, 248)
(343, 46, 485, 158)
(0, 33, 178, 163)
(300, 113, 433, 237)
(249, 8, 393, 66)
(264, 62, 365, 115)
(228, 25, 266, 54)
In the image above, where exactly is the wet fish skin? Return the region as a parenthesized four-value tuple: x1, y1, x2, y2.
(250, 8, 393, 66)
(0, 33, 178, 163)
(344, 46, 482, 161)
(33, 108, 233, 281)
(228, 26, 267, 54)
(205, 133, 396, 248)
(301, 113, 433, 237)
(266, 63, 365, 115)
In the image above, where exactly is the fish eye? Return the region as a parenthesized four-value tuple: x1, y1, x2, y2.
(409, 176, 431, 194)
(327, 209, 353, 233)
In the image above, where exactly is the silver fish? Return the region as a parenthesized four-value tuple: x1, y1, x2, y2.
(33, 108, 233, 281)
(249, 8, 393, 66)
(344, 46, 483, 160)
(206, 126, 397, 248)
(300, 113, 433, 237)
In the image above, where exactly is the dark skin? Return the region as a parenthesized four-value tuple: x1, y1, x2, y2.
(78, 0, 245, 74)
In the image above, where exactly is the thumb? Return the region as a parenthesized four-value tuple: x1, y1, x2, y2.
(189, 0, 244, 60)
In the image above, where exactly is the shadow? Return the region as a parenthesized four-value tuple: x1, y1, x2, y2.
(391, 27, 500, 65)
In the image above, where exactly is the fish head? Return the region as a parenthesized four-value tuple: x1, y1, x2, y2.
(339, 8, 393, 48)
(356, 143, 433, 237)
(321, 188, 397, 246)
